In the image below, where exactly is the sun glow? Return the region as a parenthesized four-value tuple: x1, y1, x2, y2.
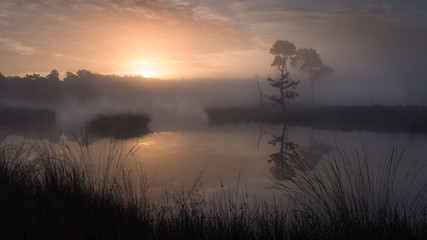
(132, 61, 158, 78)
(136, 70, 156, 78)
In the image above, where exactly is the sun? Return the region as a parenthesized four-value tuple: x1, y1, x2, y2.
(132, 61, 157, 78)
(137, 70, 155, 78)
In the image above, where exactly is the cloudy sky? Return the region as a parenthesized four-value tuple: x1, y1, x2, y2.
(1, 0, 426, 103)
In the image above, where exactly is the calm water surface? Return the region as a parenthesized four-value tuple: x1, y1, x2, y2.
(3, 119, 427, 202)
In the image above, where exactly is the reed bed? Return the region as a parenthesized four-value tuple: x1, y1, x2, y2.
(273, 148, 427, 239)
(0, 137, 425, 239)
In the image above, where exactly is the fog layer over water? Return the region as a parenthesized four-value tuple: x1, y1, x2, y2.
(1, 73, 426, 203)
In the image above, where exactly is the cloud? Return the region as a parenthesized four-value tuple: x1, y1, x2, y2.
(186, 0, 427, 103)
(1, 0, 427, 104)
(0, 0, 267, 77)
(0, 37, 35, 55)
(193, 6, 232, 23)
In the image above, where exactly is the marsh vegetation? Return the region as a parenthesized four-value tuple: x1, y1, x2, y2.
(1, 67, 427, 239)
(0, 137, 426, 239)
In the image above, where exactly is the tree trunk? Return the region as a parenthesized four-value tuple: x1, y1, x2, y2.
(308, 71, 314, 105)
(280, 67, 287, 120)
(311, 79, 314, 105)
(280, 123, 287, 153)
(257, 79, 263, 110)
(280, 87, 287, 120)
(281, 100, 287, 120)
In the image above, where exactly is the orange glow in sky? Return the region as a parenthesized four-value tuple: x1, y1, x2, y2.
(132, 61, 157, 78)
(0, 0, 425, 84)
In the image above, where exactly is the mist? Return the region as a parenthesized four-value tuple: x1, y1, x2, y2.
(1, 0, 426, 107)
(0, 71, 268, 131)
(1, 67, 426, 131)
(1, 1, 427, 238)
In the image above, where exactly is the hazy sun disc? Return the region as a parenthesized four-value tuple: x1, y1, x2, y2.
(137, 70, 155, 78)
(132, 61, 157, 78)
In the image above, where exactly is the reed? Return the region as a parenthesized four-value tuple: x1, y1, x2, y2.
(273, 147, 427, 239)
(0, 137, 425, 239)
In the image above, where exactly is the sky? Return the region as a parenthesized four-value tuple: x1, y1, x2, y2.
(1, 0, 427, 103)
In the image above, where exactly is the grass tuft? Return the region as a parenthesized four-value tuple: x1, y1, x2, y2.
(0, 137, 426, 239)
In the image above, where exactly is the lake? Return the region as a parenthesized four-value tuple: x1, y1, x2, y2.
(2, 116, 426, 203)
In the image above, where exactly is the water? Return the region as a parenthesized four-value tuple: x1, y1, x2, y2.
(2, 118, 427, 202)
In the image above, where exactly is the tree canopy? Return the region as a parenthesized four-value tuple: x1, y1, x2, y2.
(47, 69, 60, 81)
(267, 40, 299, 119)
(290, 48, 334, 104)
(270, 40, 297, 73)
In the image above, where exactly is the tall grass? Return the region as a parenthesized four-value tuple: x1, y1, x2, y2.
(273, 147, 427, 239)
(0, 137, 426, 239)
(0, 136, 152, 239)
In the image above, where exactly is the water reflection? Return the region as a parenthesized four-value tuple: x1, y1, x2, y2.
(267, 125, 333, 181)
(2, 118, 427, 203)
(299, 129, 333, 168)
(0, 126, 61, 143)
(267, 124, 299, 181)
(300, 140, 333, 167)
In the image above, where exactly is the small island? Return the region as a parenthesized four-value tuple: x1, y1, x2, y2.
(87, 113, 150, 139)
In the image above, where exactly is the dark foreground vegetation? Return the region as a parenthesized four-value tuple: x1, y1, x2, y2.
(87, 113, 150, 139)
(0, 139, 426, 239)
(206, 104, 427, 134)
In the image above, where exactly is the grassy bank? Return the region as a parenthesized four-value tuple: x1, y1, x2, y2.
(206, 104, 427, 134)
(0, 138, 426, 239)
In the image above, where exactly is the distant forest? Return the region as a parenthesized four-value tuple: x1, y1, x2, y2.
(0, 70, 168, 105)
(0, 70, 259, 109)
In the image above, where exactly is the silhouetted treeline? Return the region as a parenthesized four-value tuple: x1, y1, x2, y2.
(0, 70, 259, 109)
(0, 70, 152, 104)
(0, 72, 63, 103)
